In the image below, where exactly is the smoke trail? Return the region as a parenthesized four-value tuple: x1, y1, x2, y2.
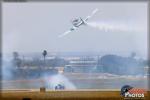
(58, 30, 72, 38)
(45, 74, 76, 90)
(87, 21, 144, 32)
(2, 56, 13, 80)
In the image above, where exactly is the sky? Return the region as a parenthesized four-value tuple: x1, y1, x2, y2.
(2, 2, 148, 58)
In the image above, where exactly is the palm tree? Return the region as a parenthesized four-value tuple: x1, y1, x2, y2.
(42, 50, 47, 66)
(13, 52, 19, 60)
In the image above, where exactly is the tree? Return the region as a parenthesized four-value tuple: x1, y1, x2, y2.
(12, 51, 22, 67)
(100, 54, 144, 75)
(130, 52, 136, 58)
(13, 52, 19, 60)
(42, 50, 47, 66)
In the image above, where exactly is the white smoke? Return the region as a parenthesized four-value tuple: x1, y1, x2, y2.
(45, 74, 76, 90)
(2, 55, 13, 80)
(87, 21, 145, 33)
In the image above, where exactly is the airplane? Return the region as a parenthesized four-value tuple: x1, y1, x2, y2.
(58, 8, 99, 37)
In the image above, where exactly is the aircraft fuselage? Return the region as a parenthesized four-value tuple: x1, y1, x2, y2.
(72, 17, 86, 27)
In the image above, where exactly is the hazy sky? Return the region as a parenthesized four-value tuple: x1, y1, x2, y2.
(2, 2, 148, 58)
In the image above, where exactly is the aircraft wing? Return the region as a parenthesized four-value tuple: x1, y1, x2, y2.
(84, 8, 99, 21)
(58, 26, 77, 38)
